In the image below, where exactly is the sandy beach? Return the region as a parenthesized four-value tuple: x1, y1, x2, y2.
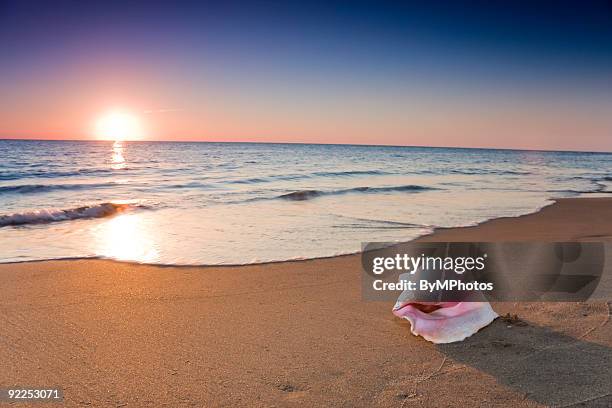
(1, 197, 611, 407)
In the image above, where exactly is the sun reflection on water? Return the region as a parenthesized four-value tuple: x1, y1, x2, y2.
(111, 141, 127, 170)
(94, 212, 159, 263)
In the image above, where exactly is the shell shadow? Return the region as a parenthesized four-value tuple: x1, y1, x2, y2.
(436, 318, 612, 407)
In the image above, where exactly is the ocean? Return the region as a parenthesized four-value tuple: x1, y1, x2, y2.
(0, 140, 610, 264)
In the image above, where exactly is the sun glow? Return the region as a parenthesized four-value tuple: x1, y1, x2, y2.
(95, 212, 159, 263)
(94, 111, 144, 141)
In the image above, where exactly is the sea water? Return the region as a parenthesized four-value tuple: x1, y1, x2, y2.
(0, 140, 610, 264)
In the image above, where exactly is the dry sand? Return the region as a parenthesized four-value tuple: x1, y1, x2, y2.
(1, 197, 611, 407)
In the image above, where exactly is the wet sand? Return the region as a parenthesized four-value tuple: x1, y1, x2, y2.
(1, 197, 611, 407)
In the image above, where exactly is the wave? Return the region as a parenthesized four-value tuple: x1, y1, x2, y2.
(226, 168, 535, 186)
(548, 189, 611, 195)
(228, 177, 270, 184)
(0, 182, 116, 195)
(548, 178, 611, 195)
(227, 169, 392, 185)
(311, 170, 392, 177)
(278, 185, 437, 201)
(449, 168, 532, 176)
(278, 190, 323, 200)
(0, 168, 117, 181)
(162, 181, 216, 189)
(0, 202, 147, 227)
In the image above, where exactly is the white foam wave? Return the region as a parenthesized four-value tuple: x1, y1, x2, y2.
(0, 202, 145, 227)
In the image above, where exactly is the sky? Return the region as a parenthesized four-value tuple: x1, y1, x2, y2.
(1, 0, 611, 151)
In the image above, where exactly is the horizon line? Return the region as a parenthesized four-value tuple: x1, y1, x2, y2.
(0, 137, 610, 155)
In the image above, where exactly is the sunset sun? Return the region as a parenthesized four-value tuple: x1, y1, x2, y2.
(94, 111, 144, 141)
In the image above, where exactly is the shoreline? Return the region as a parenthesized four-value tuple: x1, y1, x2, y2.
(0, 197, 561, 268)
(1, 197, 611, 407)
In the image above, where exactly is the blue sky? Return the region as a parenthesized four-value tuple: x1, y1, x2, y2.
(1, 1, 611, 151)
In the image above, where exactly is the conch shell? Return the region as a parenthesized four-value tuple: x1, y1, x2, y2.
(393, 301, 498, 344)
